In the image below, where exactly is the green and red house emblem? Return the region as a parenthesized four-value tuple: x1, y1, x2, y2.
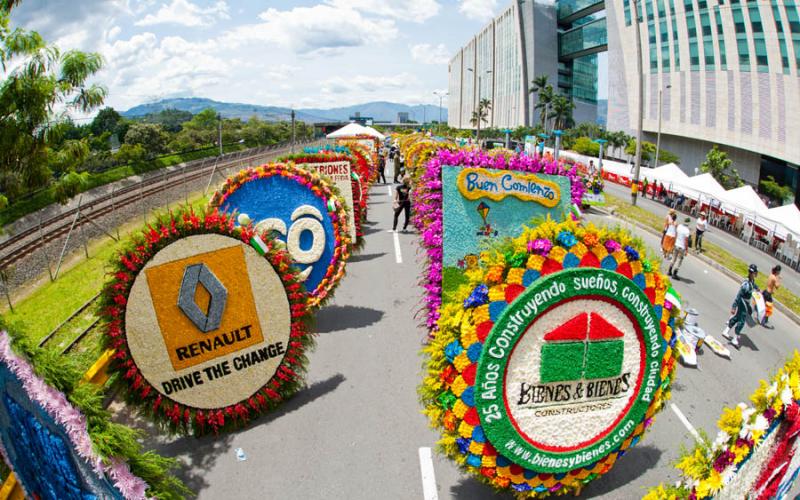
(475, 268, 663, 473)
(540, 311, 625, 383)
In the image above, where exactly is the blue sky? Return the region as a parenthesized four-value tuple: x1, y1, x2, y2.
(10, 0, 511, 112)
(10, 1, 606, 113)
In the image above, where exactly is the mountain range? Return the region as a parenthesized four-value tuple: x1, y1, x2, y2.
(122, 98, 448, 124)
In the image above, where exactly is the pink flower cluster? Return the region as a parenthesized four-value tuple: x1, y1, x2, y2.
(0, 332, 151, 499)
(412, 150, 585, 334)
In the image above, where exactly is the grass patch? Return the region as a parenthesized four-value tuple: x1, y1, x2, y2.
(1, 194, 210, 360)
(0, 143, 245, 227)
(605, 193, 800, 318)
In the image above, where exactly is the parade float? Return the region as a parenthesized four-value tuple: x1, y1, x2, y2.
(415, 143, 680, 497)
(0, 330, 186, 499)
(278, 151, 368, 248)
(211, 163, 352, 307)
(100, 209, 316, 434)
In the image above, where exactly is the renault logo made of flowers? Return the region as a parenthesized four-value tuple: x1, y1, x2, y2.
(177, 263, 228, 333)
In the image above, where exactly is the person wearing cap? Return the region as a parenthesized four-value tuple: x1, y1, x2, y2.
(669, 216, 692, 279)
(722, 264, 760, 348)
(695, 212, 708, 251)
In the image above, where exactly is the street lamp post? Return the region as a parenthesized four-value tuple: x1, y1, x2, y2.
(653, 84, 671, 169)
(594, 138, 608, 175)
(503, 128, 512, 149)
(631, 0, 644, 206)
(553, 130, 563, 162)
(434, 91, 448, 135)
(217, 113, 223, 157)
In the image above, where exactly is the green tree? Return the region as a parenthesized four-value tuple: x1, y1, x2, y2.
(626, 139, 680, 165)
(49, 138, 89, 175)
(470, 98, 492, 142)
(0, 3, 106, 200)
(548, 94, 575, 130)
(534, 84, 554, 130)
(114, 143, 146, 164)
(90, 107, 121, 136)
(123, 123, 168, 156)
(759, 176, 792, 205)
(700, 145, 742, 189)
(53, 170, 89, 204)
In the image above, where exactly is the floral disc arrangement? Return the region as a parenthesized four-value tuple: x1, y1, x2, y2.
(421, 220, 678, 497)
(647, 352, 800, 500)
(211, 162, 351, 306)
(276, 153, 363, 244)
(0, 332, 152, 499)
(413, 149, 585, 333)
(101, 209, 313, 434)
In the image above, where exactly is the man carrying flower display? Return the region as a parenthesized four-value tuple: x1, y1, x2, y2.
(722, 264, 759, 349)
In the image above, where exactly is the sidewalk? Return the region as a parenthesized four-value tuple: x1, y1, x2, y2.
(603, 182, 799, 298)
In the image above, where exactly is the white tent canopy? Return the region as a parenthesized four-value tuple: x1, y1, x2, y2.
(719, 185, 769, 216)
(762, 203, 800, 240)
(640, 163, 689, 185)
(326, 122, 370, 138)
(673, 173, 727, 202)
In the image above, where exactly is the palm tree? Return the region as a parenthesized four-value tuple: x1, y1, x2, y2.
(534, 84, 554, 131)
(470, 98, 492, 142)
(547, 94, 575, 131)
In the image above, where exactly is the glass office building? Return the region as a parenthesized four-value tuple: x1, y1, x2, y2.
(448, 0, 800, 199)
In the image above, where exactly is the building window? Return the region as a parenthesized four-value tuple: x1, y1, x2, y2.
(737, 37, 751, 71)
(700, 11, 715, 69)
(733, 6, 746, 34)
(749, 5, 769, 71)
(772, 2, 791, 74)
(669, 0, 680, 69)
(661, 43, 671, 71)
(690, 41, 700, 69)
(686, 13, 697, 38)
(660, 19, 669, 42)
(657, 0, 666, 17)
(625, 0, 632, 25)
(714, 6, 727, 70)
(700, 11, 712, 36)
(786, 1, 800, 72)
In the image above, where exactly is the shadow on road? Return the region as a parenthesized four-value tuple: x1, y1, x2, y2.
(673, 276, 696, 285)
(315, 305, 384, 333)
(155, 373, 347, 494)
(738, 334, 760, 351)
(349, 252, 387, 263)
(451, 477, 514, 499)
(362, 226, 384, 236)
(581, 445, 663, 497)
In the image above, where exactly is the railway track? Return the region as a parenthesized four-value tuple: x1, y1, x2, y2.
(0, 140, 320, 271)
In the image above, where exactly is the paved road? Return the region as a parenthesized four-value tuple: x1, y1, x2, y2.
(114, 185, 800, 499)
(604, 181, 800, 298)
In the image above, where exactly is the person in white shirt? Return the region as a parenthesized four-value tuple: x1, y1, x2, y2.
(695, 212, 708, 251)
(669, 217, 692, 279)
(661, 212, 678, 258)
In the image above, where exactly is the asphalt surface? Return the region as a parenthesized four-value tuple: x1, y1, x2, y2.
(115, 182, 800, 500)
(604, 181, 800, 298)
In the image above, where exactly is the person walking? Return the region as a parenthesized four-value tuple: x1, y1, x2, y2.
(695, 212, 708, 251)
(377, 154, 387, 184)
(642, 178, 649, 199)
(661, 210, 677, 258)
(392, 176, 412, 232)
(722, 264, 759, 348)
(762, 265, 781, 328)
(668, 217, 691, 279)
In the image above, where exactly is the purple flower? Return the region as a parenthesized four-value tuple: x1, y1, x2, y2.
(604, 240, 622, 253)
(623, 245, 640, 261)
(528, 238, 553, 255)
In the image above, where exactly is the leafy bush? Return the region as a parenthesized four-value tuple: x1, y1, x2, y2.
(53, 171, 90, 204)
(572, 136, 600, 156)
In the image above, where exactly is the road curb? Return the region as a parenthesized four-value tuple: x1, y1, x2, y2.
(593, 207, 800, 327)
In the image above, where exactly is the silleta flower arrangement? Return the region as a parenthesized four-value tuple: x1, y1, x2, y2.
(99, 209, 314, 434)
(211, 162, 351, 306)
(412, 149, 586, 334)
(420, 219, 679, 498)
(336, 139, 377, 183)
(646, 352, 800, 499)
(400, 135, 457, 182)
(278, 152, 367, 248)
(0, 330, 189, 498)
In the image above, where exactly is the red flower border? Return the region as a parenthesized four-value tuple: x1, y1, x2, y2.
(100, 208, 314, 435)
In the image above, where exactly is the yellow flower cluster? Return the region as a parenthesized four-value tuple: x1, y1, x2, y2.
(648, 351, 800, 499)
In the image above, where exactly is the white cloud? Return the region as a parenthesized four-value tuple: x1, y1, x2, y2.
(324, 0, 441, 23)
(136, 0, 229, 27)
(410, 43, 450, 65)
(321, 73, 418, 95)
(218, 5, 397, 55)
(459, 0, 499, 21)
